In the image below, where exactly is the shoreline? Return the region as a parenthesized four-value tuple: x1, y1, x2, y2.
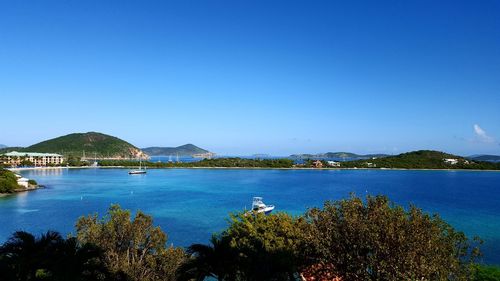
(8, 166, 500, 172)
(0, 185, 43, 197)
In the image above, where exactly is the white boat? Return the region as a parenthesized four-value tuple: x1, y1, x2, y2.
(129, 158, 147, 174)
(249, 197, 275, 214)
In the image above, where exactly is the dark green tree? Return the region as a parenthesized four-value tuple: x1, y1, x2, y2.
(75, 205, 185, 281)
(303, 195, 481, 281)
(177, 236, 238, 281)
(0, 230, 109, 281)
(179, 212, 306, 281)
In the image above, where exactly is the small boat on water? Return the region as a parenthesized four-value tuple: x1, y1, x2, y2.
(248, 197, 275, 215)
(129, 159, 147, 175)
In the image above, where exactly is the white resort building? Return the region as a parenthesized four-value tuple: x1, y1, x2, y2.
(0, 151, 64, 167)
(443, 158, 459, 165)
(327, 161, 341, 167)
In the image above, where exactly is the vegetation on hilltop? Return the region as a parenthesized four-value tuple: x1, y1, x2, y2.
(341, 150, 500, 170)
(142, 144, 210, 156)
(23, 132, 147, 159)
(0, 168, 19, 193)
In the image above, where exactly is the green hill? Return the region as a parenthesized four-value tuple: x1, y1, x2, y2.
(341, 150, 500, 170)
(23, 132, 147, 159)
(142, 144, 210, 156)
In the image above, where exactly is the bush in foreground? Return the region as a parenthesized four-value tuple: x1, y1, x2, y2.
(303, 195, 481, 280)
(178, 212, 306, 280)
(76, 205, 186, 281)
(0, 231, 110, 280)
(474, 265, 500, 281)
(179, 195, 482, 281)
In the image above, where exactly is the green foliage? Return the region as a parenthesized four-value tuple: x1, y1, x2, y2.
(66, 154, 86, 167)
(142, 144, 209, 156)
(180, 195, 482, 281)
(76, 204, 185, 281)
(0, 168, 19, 193)
(22, 132, 144, 158)
(179, 212, 305, 281)
(20, 159, 34, 166)
(303, 194, 481, 280)
(224, 212, 306, 280)
(28, 179, 38, 186)
(0, 230, 110, 281)
(99, 157, 295, 168)
(342, 150, 500, 170)
(474, 265, 500, 281)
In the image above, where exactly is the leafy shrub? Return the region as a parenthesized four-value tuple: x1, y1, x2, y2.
(303, 195, 481, 280)
(0, 169, 18, 193)
(76, 205, 186, 281)
(474, 265, 500, 281)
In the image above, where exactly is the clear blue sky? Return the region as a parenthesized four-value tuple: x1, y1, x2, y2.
(1, 0, 499, 156)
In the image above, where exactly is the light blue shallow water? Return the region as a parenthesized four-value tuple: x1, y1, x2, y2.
(1, 168, 499, 264)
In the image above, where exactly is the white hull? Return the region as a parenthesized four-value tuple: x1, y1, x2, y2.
(128, 170, 146, 174)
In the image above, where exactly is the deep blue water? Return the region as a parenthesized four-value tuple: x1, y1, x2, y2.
(1, 168, 499, 264)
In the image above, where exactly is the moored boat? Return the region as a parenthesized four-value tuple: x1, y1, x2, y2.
(129, 158, 147, 175)
(248, 197, 274, 215)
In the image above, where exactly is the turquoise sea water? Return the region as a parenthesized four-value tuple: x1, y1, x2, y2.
(0, 168, 499, 264)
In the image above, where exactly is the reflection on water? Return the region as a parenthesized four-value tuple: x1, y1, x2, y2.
(24, 167, 67, 177)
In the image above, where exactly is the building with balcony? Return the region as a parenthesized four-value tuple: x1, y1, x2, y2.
(0, 151, 64, 167)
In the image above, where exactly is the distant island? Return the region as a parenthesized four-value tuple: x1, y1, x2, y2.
(468, 155, 500, 162)
(142, 144, 214, 157)
(290, 152, 389, 160)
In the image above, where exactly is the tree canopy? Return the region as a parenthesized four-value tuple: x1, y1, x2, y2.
(75, 205, 185, 281)
(0, 168, 19, 193)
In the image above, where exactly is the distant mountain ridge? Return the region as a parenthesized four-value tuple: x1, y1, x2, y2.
(0, 144, 7, 149)
(290, 152, 389, 160)
(468, 155, 500, 162)
(0, 147, 25, 153)
(142, 144, 210, 156)
(21, 132, 147, 159)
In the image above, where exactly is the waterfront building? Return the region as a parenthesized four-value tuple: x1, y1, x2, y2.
(312, 160, 323, 168)
(327, 161, 341, 167)
(443, 158, 458, 165)
(0, 151, 64, 167)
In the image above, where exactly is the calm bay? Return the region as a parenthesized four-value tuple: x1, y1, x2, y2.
(1, 168, 499, 264)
